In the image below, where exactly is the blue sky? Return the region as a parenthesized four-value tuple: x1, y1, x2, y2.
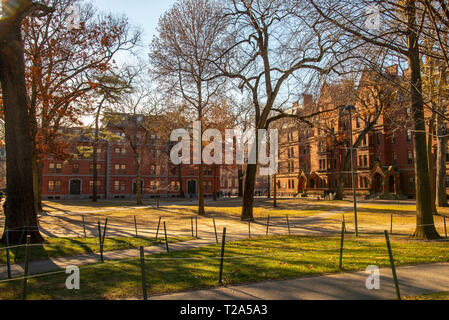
(92, 0, 177, 44)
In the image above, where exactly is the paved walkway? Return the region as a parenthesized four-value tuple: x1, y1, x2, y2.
(151, 263, 449, 300)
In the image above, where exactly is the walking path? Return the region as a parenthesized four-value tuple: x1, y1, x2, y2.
(151, 263, 449, 300)
(0, 207, 351, 281)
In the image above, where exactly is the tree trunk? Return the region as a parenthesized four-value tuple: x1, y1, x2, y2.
(0, 22, 44, 243)
(213, 164, 217, 201)
(92, 143, 98, 203)
(436, 107, 448, 207)
(407, 0, 440, 239)
(427, 115, 437, 214)
(241, 163, 257, 221)
(335, 147, 352, 201)
(238, 167, 244, 197)
(32, 153, 39, 213)
(37, 161, 43, 211)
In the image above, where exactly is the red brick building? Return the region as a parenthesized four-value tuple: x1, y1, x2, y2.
(275, 68, 449, 199)
(42, 123, 221, 201)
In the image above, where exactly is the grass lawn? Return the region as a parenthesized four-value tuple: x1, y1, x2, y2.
(0, 236, 193, 265)
(404, 292, 449, 300)
(0, 234, 448, 300)
(168, 203, 339, 219)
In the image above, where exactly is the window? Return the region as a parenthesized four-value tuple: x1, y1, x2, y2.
(72, 163, 79, 174)
(49, 163, 62, 174)
(362, 135, 367, 146)
(408, 151, 413, 165)
(409, 177, 415, 190)
(407, 130, 412, 142)
(392, 133, 396, 144)
(377, 133, 381, 145)
(48, 181, 61, 192)
(364, 155, 368, 168)
(393, 152, 398, 165)
(89, 164, 101, 174)
(291, 180, 295, 189)
(115, 164, 126, 175)
(89, 180, 101, 191)
(446, 176, 449, 188)
(356, 117, 361, 129)
(114, 180, 126, 192)
(115, 148, 126, 157)
(406, 108, 412, 120)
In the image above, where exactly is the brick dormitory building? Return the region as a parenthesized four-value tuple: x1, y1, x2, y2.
(41, 115, 221, 200)
(275, 66, 449, 200)
(37, 65, 449, 201)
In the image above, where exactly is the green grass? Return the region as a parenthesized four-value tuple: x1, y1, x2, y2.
(0, 234, 448, 300)
(0, 236, 193, 264)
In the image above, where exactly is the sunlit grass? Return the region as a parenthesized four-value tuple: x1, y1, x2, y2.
(0, 236, 192, 264)
(0, 234, 447, 300)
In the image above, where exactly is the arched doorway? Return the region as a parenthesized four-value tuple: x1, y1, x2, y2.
(70, 179, 81, 195)
(372, 173, 383, 194)
(309, 179, 316, 189)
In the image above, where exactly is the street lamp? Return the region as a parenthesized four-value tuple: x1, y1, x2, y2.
(344, 105, 359, 237)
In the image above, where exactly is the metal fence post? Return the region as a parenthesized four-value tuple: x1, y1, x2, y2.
(339, 221, 346, 270)
(164, 222, 169, 253)
(155, 217, 162, 242)
(218, 228, 227, 284)
(286, 215, 291, 235)
(102, 218, 108, 245)
(97, 221, 103, 263)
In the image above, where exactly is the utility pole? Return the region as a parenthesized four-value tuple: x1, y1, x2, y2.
(347, 105, 359, 236)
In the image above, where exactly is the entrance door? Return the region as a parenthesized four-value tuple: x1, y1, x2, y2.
(373, 174, 383, 194)
(188, 180, 197, 195)
(70, 180, 81, 195)
(389, 176, 395, 193)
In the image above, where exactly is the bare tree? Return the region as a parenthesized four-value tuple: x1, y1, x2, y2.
(213, 0, 338, 221)
(105, 70, 158, 205)
(149, 0, 228, 216)
(308, 0, 442, 239)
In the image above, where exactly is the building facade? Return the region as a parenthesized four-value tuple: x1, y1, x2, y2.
(42, 124, 221, 201)
(275, 69, 449, 199)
